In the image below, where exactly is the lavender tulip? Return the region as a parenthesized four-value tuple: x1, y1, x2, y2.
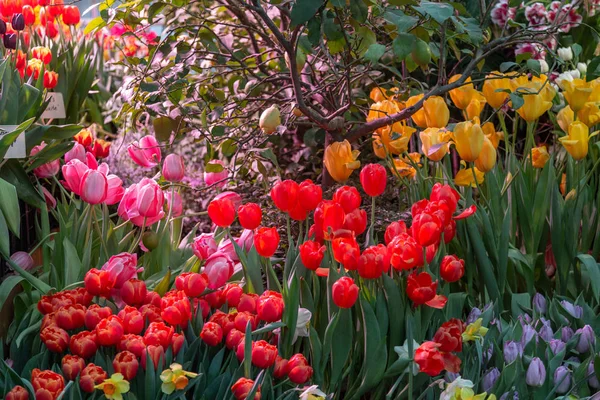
(533, 293, 547, 314)
(560, 300, 582, 318)
(504, 341, 522, 364)
(526, 357, 546, 387)
(575, 325, 595, 353)
(548, 339, 566, 356)
(483, 368, 500, 392)
(553, 366, 571, 394)
(467, 307, 481, 324)
(561, 326, 574, 342)
(588, 362, 600, 389)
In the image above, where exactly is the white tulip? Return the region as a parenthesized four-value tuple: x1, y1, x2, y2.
(557, 47, 573, 61)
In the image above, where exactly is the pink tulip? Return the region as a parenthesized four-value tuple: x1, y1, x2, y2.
(100, 252, 142, 289)
(41, 186, 56, 209)
(30, 142, 60, 178)
(217, 239, 238, 262)
(79, 169, 108, 204)
(65, 142, 86, 163)
(237, 229, 254, 252)
(162, 154, 185, 182)
(204, 252, 234, 289)
(214, 191, 242, 210)
(118, 178, 165, 227)
(62, 159, 89, 195)
(127, 135, 161, 168)
(105, 175, 125, 205)
(85, 152, 98, 169)
(165, 191, 183, 217)
(204, 160, 228, 188)
(191, 233, 217, 260)
(10, 251, 34, 271)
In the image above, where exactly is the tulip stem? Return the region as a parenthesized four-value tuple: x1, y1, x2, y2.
(92, 205, 110, 260)
(369, 196, 376, 245)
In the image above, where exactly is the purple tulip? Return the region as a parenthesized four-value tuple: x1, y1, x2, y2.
(548, 339, 566, 356)
(575, 325, 595, 353)
(560, 300, 582, 318)
(533, 293, 547, 314)
(553, 366, 571, 394)
(10, 251, 34, 271)
(467, 307, 481, 324)
(504, 341, 522, 364)
(538, 319, 553, 342)
(588, 362, 599, 389)
(483, 367, 500, 392)
(521, 324, 538, 347)
(561, 326, 574, 342)
(526, 357, 546, 387)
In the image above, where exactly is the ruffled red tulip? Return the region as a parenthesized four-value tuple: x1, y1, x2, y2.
(208, 198, 236, 227)
(414, 341, 445, 376)
(201, 321, 223, 346)
(332, 236, 360, 270)
(40, 325, 69, 353)
(144, 321, 174, 348)
(69, 330, 98, 359)
(5, 385, 28, 400)
(162, 153, 185, 182)
(172, 332, 184, 355)
(299, 240, 326, 270)
(237, 293, 258, 314)
(118, 334, 145, 358)
(332, 276, 359, 308)
(84, 305, 112, 330)
(430, 183, 459, 214)
(143, 291, 163, 308)
(287, 353, 313, 384)
(440, 255, 465, 283)
(333, 186, 361, 212)
(358, 244, 390, 279)
(127, 135, 161, 168)
(117, 306, 144, 335)
(388, 233, 423, 270)
(223, 283, 243, 307)
(84, 268, 115, 297)
(360, 163, 387, 196)
(204, 289, 226, 309)
(231, 377, 260, 400)
(298, 179, 322, 211)
(257, 290, 284, 322)
(251, 340, 278, 369)
(31, 369, 65, 400)
(433, 319, 465, 353)
(161, 290, 192, 326)
(55, 304, 86, 331)
(274, 356, 289, 379)
(254, 227, 280, 257)
(141, 344, 165, 370)
(113, 351, 139, 380)
(225, 329, 245, 350)
(234, 311, 258, 332)
(182, 272, 208, 297)
(120, 279, 147, 306)
(79, 364, 107, 393)
(270, 180, 299, 212)
(95, 315, 124, 346)
(238, 203, 262, 230)
(411, 212, 442, 246)
(61, 354, 85, 381)
(407, 272, 437, 306)
(343, 208, 367, 235)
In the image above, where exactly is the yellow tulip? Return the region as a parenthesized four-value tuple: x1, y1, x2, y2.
(578, 102, 600, 127)
(474, 137, 496, 173)
(449, 75, 477, 110)
(530, 75, 556, 102)
(465, 92, 487, 120)
(557, 106, 574, 132)
(481, 122, 503, 149)
(323, 140, 360, 182)
(589, 78, 600, 102)
(370, 87, 398, 103)
(372, 137, 387, 159)
(516, 92, 553, 122)
(561, 79, 593, 112)
(423, 96, 449, 128)
(559, 121, 594, 160)
(367, 100, 411, 145)
(420, 128, 450, 161)
(454, 166, 485, 187)
(392, 153, 421, 179)
(531, 146, 550, 168)
(453, 119, 485, 162)
(482, 71, 513, 109)
(406, 94, 427, 128)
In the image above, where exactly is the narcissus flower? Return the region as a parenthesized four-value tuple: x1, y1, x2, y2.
(420, 128, 450, 162)
(323, 140, 360, 183)
(559, 121, 595, 160)
(332, 276, 359, 308)
(94, 373, 130, 400)
(160, 363, 198, 394)
(531, 146, 550, 168)
(462, 318, 488, 342)
(453, 119, 484, 162)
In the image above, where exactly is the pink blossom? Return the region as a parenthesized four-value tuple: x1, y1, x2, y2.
(203, 252, 234, 289)
(85, 152, 98, 169)
(118, 178, 165, 227)
(192, 233, 217, 260)
(30, 142, 60, 178)
(65, 142, 86, 163)
(515, 43, 547, 60)
(525, 2, 547, 26)
(162, 154, 185, 182)
(105, 174, 125, 205)
(41, 186, 56, 209)
(80, 169, 108, 205)
(237, 229, 254, 252)
(203, 160, 228, 189)
(165, 191, 183, 217)
(10, 251, 34, 271)
(127, 135, 162, 168)
(100, 252, 142, 289)
(217, 239, 239, 262)
(491, 0, 516, 26)
(548, 1, 582, 32)
(62, 159, 89, 195)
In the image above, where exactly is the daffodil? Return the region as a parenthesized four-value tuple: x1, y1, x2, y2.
(160, 363, 198, 394)
(299, 385, 328, 400)
(462, 318, 488, 342)
(95, 373, 130, 400)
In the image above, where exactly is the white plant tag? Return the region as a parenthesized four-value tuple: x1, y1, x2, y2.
(41, 92, 66, 119)
(0, 125, 25, 159)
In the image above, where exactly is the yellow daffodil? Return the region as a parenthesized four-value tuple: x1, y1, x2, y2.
(454, 166, 485, 187)
(462, 318, 488, 342)
(531, 146, 550, 168)
(481, 122, 503, 149)
(160, 363, 198, 394)
(557, 106, 574, 132)
(420, 128, 451, 161)
(482, 71, 513, 109)
(441, 378, 496, 400)
(559, 121, 596, 160)
(577, 102, 600, 127)
(465, 92, 487, 120)
(392, 153, 421, 179)
(323, 140, 360, 182)
(95, 373, 130, 400)
(406, 93, 427, 128)
(474, 137, 497, 173)
(449, 75, 478, 110)
(453, 119, 485, 162)
(423, 96, 450, 128)
(561, 79, 592, 112)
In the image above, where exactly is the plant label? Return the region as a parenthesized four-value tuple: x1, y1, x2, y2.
(0, 125, 25, 158)
(41, 92, 66, 119)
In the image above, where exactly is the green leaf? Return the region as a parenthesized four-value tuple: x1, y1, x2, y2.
(355, 27, 376, 57)
(413, 1, 454, 24)
(577, 254, 600, 303)
(587, 56, 600, 81)
(0, 177, 20, 237)
(63, 238, 82, 286)
(290, 0, 323, 27)
(350, 0, 368, 22)
(154, 268, 172, 296)
(509, 93, 524, 110)
(83, 16, 105, 34)
(364, 43, 386, 63)
(384, 10, 418, 32)
(392, 34, 415, 61)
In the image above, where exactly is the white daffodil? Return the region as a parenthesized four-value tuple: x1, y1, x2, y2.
(440, 377, 475, 400)
(298, 385, 328, 400)
(273, 308, 312, 344)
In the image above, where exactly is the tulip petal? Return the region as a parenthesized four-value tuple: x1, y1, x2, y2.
(425, 294, 447, 309)
(454, 205, 477, 220)
(315, 268, 330, 277)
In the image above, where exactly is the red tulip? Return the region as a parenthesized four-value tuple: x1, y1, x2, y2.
(358, 244, 390, 279)
(274, 356, 289, 379)
(208, 198, 236, 227)
(257, 290, 284, 322)
(31, 369, 65, 400)
(182, 272, 208, 298)
(61, 354, 85, 381)
(237, 293, 258, 314)
(332, 236, 360, 271)
(55, 304, 86, 330)
(143, 321, 174, 348)
(406, 272, 437, 306)
(91, 139, 111, 159)
(388, 233, 423, 270)
(231, 377, 260, 400)
(69, 330, 98, 359)
(321, 201, 346, 237)
(204, 289, 226, 309)
(121, 279, 147, 306)
(287, 353, 313, 384)
(225, 329, 245, 350)
(40, 325, 69, 353)
(308, 223, 325, 243)
(440, 255, 465, 283)
(430, 183, 459, 214)
(95, 315, 124, 346)
(118, 306, 144, 335)
(251, 340, 278, 369)
(444, 219, 456, 243)
(333, 186, 361, 212)
(332, 276, 359, 308)
(411, 212, 442, 246)
(22, 5, 35, 25)
(288, 201, 309, 221)
(223, 283, 243, 307)
(201, 321, 223, 346)
(270, 180, 299, 212)
(433, 319, 465, 353)
(234, 311, 258, 332)
(79, 364, 107, 393)
(162, 153, 185, 182)
(254, 227, 280, 257)
(141, 344, 165, 370)
(161, 290, 192, 326)
(298, 179, 322, 211)
(84, 268, 116, 297)
(414, 341, 445, 376)
(343, 208, 367, 236)
(238, 203, 262, 230)
(299, 240, 326, 271)
(84, 304, 112, 330)
(5, 385, 28, 400)
(118, 334, 146, 358)
(360, 163, 387, 196)
(113, 351, 139, 380)
(43, 70, 58, 89)
(384, 220, 407, 245)
(172, 332, 184, 355)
